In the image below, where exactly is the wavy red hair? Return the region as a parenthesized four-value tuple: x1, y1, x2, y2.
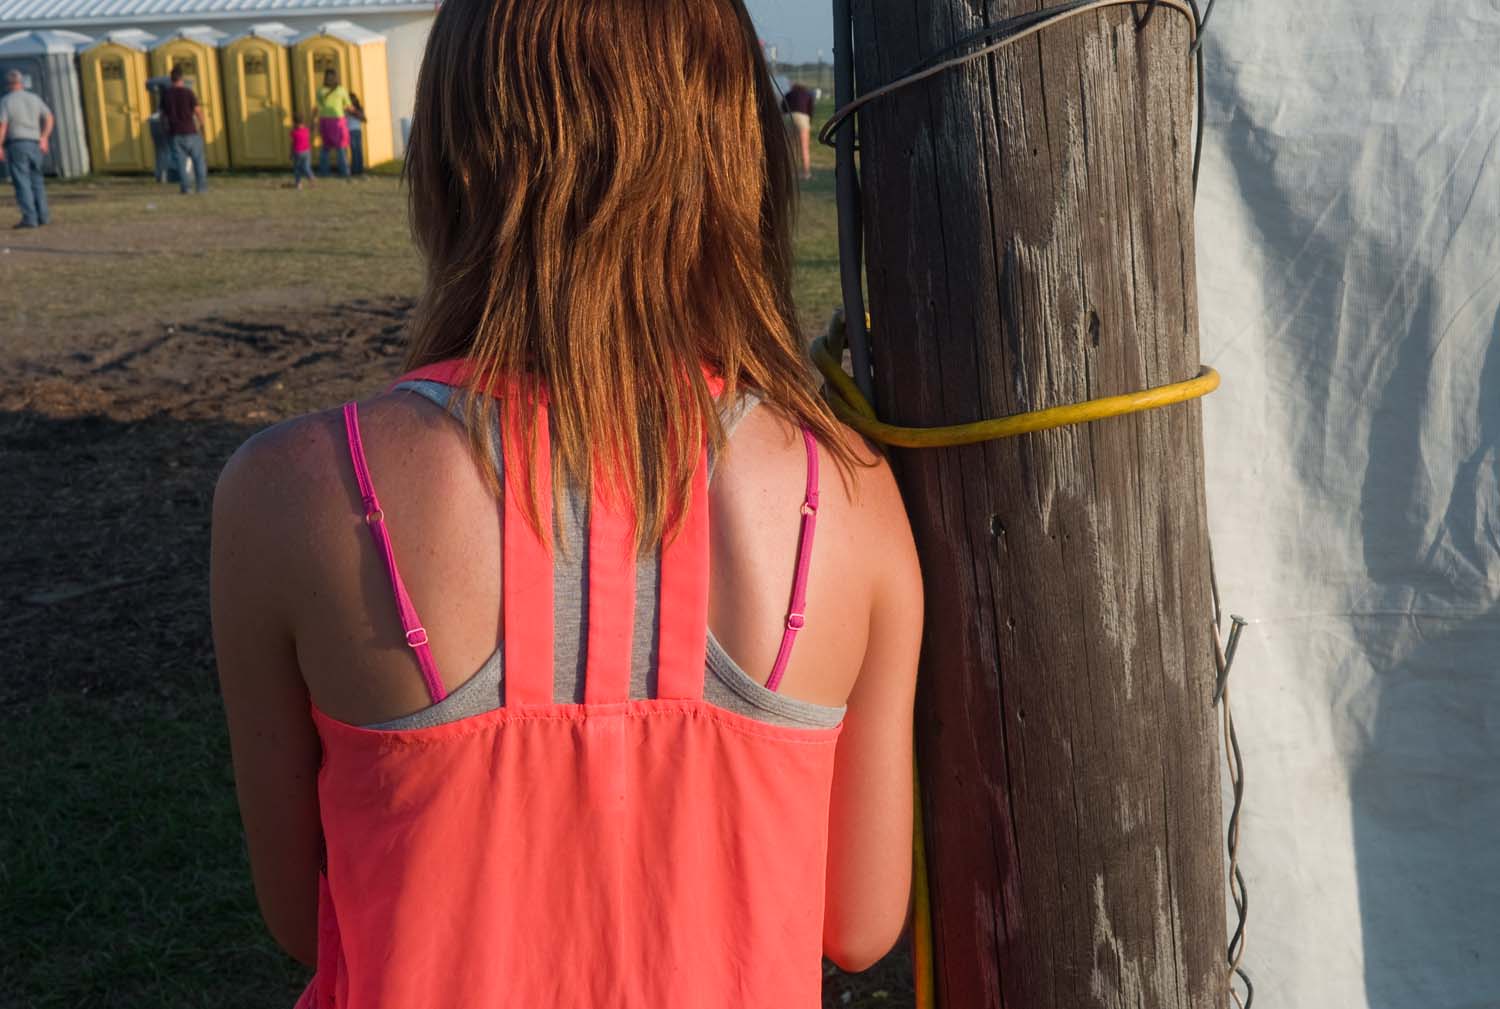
(404, 0, 853, 549)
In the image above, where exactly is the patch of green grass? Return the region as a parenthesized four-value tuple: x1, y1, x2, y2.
(365, 158, 406, 177)
(0, 692, 306, 1008)
(5, 127, 843, 343)
(0, 174, 422, 340)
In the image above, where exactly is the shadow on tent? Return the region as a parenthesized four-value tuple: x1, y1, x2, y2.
(1352, 294, 1500, 1007)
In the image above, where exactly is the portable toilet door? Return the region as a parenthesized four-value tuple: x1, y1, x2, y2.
(291, 21, 393, 170)
(0, 30, 92, 177)
(79, 31, 154, 173)
(220, 23, 294, 169)
(150, 26, 229, 170)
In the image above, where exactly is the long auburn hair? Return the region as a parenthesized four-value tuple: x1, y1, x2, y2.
(404, 0, 854, 551)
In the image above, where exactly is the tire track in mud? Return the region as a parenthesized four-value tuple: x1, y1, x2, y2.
(0, 298, 414, 700)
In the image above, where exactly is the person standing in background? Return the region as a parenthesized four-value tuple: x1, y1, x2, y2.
(290, 112, 313, 190)
(781, 80, 815, 181)
(159, 65, 208, 194)
(146, 78, 173, 184)
(346, 92, 365, 175)
(313, 69, 354, 180)
(0, 68, 54, 229)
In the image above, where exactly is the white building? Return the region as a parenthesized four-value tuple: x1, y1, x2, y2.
(0, 0, 434, 154)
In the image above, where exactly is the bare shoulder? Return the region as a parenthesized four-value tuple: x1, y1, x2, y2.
(218, 391, 464, 507)
(215, 406, 349, 527)
(214, 392, 472, 569)
(810, 416, 921, 612)
(716, 400, 916, 575)
(821, 417, 907, 528)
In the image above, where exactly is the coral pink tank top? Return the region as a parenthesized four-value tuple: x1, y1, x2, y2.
(298, 362, 842, 1008)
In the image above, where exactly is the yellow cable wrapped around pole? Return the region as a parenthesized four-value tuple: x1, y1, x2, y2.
(813, 315, 1219, 449)
(814, 309, 1219, 1008)
(824, 6, 1222, 1009)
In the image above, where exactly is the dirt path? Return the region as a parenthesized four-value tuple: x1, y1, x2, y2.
(1, 299, 414, 701)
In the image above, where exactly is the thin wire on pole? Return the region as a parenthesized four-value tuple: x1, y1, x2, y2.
(832, 0, 872, 401)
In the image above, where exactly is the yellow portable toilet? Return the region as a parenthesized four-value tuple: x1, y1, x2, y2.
(150, 26, 229, 170)
(291, 21, 393, 169)
(220, 22, 295, 169)
(79, 30, 154, 173)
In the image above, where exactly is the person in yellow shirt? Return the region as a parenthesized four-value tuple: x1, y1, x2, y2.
(313, 69, 354, 180)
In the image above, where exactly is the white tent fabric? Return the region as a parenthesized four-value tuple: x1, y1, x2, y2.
(1196, 2, 1500, 1006)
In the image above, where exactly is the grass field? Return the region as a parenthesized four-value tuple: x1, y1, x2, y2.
(0, 175, 419, 348)
(0, 118, 913, 1008)
(1, 146, 843, 349)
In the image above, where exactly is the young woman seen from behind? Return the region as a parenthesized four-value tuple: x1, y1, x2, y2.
(211, 1, 923, 1005)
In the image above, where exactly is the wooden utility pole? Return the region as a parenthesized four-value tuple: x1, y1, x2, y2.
(846, 2, 1226, 1006)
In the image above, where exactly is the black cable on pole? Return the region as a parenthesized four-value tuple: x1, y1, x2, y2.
(832, 0, 872, 401)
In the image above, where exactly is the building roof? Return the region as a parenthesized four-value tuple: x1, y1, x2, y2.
(0, 0, 432, 28)
(85, 25, 153, 47)
(292, 17, 382, 45)
(221, 19, 294, 43)
(0, 27, 91, 51)
(159, 22, 225, 42)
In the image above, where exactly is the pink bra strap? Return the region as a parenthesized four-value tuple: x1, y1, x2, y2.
(765, 425, 820, 692)
(341, 402, 447, 704)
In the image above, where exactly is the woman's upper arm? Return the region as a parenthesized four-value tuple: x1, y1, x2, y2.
(211, 430, 324, 966)
(823, 450, 924, 972)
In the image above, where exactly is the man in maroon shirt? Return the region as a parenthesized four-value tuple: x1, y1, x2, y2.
(158, 65, 207, 194)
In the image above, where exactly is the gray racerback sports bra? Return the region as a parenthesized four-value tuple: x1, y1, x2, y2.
(364, 379, 845, 732)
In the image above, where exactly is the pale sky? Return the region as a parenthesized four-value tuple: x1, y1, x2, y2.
(744, 0, 834, 64)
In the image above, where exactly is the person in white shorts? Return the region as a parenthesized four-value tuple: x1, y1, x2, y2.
(782, 81, 815, 181)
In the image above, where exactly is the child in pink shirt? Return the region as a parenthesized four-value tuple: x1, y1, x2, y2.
(291, 114, 313, 189)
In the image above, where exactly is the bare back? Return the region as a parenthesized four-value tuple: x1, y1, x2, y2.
(270, 390, 901, 723)
(212, 381, 922, 972)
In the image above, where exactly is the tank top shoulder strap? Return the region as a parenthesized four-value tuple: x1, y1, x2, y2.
(654, 376, 722, 700)
(388, 360, 558, 707)
(498, 392, 556, 706)
(570, 390, 723, 704)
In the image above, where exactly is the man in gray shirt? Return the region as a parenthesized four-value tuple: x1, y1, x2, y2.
(0, 69, 54, 228)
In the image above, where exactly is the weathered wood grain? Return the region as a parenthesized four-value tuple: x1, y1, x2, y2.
(847, 1, 1226, 1006)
